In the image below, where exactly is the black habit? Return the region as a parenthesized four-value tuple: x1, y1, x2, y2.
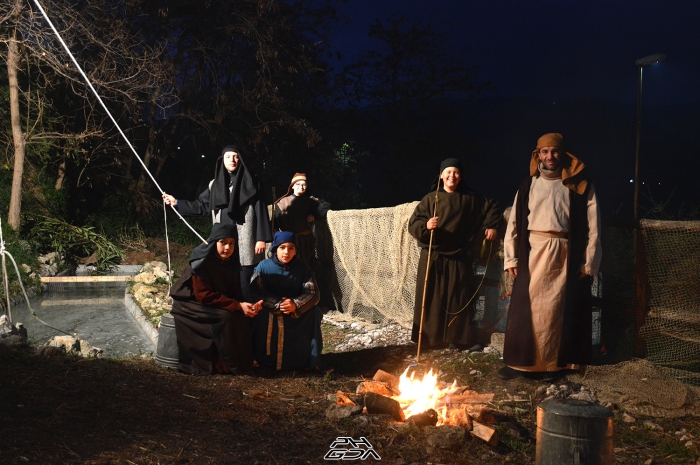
(408, 186, 501, 348)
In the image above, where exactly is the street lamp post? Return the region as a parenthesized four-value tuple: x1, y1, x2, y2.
(632, 53, 665, 358)
(634, 53, 665, 220)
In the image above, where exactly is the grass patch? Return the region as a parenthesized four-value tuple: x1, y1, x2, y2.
(497, 424, 535, 455)
(322, 322, 348, 353)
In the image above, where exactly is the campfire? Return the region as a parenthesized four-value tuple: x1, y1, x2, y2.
(392, 367, 459, 423)
(328, 365, 499, 447)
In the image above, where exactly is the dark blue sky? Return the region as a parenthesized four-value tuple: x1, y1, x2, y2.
(328, 0, 700, 215)
(330, 0, 700, 106)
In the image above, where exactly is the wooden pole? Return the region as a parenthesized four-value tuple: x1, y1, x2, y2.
(271, 187, 276, 236)
(416, 174, 441, 362)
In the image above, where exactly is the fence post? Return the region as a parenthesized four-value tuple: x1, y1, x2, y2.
(633, 223, 648, 358)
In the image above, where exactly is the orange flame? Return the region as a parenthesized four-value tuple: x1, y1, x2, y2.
(391, 367, 460, 425)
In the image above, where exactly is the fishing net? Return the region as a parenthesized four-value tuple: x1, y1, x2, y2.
(579, 219, 700, 417)
(637, 219, 700, 384)
(323, 202, 421, 326)
(582, 359, 700, 418)
(319, 202, 507, 331)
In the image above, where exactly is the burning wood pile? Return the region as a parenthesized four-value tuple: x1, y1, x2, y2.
(326, 367, 499, 447)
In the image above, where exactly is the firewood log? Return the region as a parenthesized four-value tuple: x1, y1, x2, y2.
(473, 407, 511, 425)
(470, 421, 498, 447)
(364, 392, 405, 421)
(356, 380, 399, 397)
(373, 369, 401, 391)
(405, 409, 438, 427)
(445, 407, 473, 430)
(335, 391, 358, 406)
(443, 392, 495, 404)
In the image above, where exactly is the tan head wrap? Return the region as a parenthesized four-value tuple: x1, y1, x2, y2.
(529, 133, 588, 195)
(275, 172, 308, 203)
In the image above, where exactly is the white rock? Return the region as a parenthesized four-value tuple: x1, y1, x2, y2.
(39, 263, 58, 277)
(643, 420, 663, 432)
(686, 441, 694, 448)
(622, 413, 636, 423)
(142, 261, 168, 274)
(134, 272, 157, 284)
(352, 415, 371, 426)
(20, 263, 31, 273)
(569, 392, 595, 402)
(0, 315, 14, 336)
(38, 252, 57, 264)
(424, 425, 466, 450)
(46, 335, 80, 353)
(133, 283, 158, 300)
(325, 404, 362, 420)
(79, 340, 103, 358)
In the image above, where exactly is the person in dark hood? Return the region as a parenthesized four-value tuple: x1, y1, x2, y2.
(248, 231, 330, 372)
(169, 223, 263, 375)
(408, 158, 501, 352)
(163, 145, 273, 299)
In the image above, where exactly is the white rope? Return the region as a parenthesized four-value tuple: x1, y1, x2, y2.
(0, 218, 12, 323)
(163, 200, 173, 298)
(2, 249, 72, 336)
(31, 0, 207, 245)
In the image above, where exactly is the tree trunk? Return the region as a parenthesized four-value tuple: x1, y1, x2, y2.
(137, 89, 160, 191)
(7, 23, 25, 231)
(154, 119, 180, 181)
(55, 155, 67, 190)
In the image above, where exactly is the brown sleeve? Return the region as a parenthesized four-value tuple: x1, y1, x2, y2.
(192, 274, 241, 312)
(408, 195, 432, 244)
(481, 197, 502, 230)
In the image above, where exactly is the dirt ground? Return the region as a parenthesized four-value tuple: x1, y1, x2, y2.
(1, 239, 698, 464)
(2, 341, 700, 464)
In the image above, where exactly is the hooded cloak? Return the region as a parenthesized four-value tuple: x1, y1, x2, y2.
(429, 158, 475, 195)
(209, 145, 261, 224)
(169, 223, 252, 375)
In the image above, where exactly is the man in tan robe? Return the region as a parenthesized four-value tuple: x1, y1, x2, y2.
(499, 133, 602, 381)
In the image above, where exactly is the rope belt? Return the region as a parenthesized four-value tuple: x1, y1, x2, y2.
(296, 230, 313, 237)
(529, 230, 569, 239)
(266, 312, 285, 370)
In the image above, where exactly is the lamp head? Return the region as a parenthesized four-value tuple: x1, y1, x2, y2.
(636, 53, 666, 66)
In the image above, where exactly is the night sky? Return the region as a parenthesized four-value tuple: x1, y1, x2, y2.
(328, 0, 700, 216)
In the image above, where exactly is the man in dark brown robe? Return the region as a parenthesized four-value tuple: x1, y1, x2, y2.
(408, 158, 501, 350)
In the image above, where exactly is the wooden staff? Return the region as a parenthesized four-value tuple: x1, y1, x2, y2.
(271, 186, 276, 236)
(416, 173, 441, 363)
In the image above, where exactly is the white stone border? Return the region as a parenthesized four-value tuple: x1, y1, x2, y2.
(124, 288, 158, 350)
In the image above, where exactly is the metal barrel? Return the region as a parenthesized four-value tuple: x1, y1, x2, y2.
(536, 399, 613, 465)
(155, 312, 179, 369)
